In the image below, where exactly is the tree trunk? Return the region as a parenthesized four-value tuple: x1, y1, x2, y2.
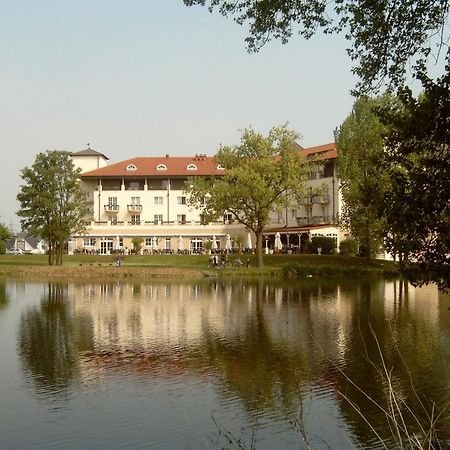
(47, 241, 54, 266)
(255, 229, 264, 268)
(57, 240, 64, 265)
(364, 218, 371, 260)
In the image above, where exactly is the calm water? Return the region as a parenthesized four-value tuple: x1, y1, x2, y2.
(0, 277, 449, 449)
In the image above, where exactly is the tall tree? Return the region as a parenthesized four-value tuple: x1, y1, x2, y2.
(0, 223, 11, 242)
(335, 96, 390, 258)
(17, 151, 91, 265)
(187, 125, 307, 267)
(184, 0, 449, 93)
(381, 71, 450, 290)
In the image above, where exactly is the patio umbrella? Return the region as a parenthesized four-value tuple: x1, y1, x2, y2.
(275, 232, 283, 250)
(225, 234, 232, 251)
(212, 235, 217, 250)
(246, 232, 252, 250)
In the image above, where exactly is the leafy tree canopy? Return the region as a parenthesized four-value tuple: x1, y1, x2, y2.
(187, 124, 307, 267)
(17, 150, 91, 265)
(335, 96, 391, 257)
(184, 0, 449, 93)
(0, 223, 12, 242)
(381, 70, 450, 289)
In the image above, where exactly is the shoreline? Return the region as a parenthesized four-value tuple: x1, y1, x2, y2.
(0, 264, 210, 280)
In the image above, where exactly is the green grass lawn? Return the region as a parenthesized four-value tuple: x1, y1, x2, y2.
(0, 252, 397, 275)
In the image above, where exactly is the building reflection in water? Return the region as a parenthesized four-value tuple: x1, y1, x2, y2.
(16, 277, 450, 447)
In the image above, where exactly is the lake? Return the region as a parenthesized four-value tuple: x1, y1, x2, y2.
(0, 277, 449, 449)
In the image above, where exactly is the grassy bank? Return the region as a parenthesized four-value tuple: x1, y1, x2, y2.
(0, 253, 399, 281)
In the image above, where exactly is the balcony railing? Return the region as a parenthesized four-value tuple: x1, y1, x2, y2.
(127, 204, 143, 212)
(296, 215, 331, 226)
(88, 219, 239, 227)
(313, 194, 330, 204)
(104, 204, 119, 213)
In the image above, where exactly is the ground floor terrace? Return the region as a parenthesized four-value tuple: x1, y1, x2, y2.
(69, 222, 343, 256)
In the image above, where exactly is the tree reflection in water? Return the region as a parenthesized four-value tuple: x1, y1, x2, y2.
(330, 279, 450, 448)
(18, 283, 94, 393)
(0, 280, 8, 311)
(14, 277, 450, 448)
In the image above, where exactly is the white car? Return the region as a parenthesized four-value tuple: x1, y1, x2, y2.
(6, 248, 23, 255)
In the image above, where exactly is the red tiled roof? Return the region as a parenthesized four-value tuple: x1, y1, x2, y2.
(81, 155, 224, 178)
(300, 143, 337, 159)
(80, 143, 337, 178)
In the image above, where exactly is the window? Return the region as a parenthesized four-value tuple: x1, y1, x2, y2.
(154, 214, 163, 224)
(156, 164, 167, 171)
(186, 164, 197, 171)
(190, 238, 203, 252)
(165, 238, 171, 250)
(108, 197, 117, 206)
(177, 214, 186, 224)
(109, 215, 117, 225)
(83, 238, 96, 247)
(162, 180, 169, 189)
(131, 197, 140, 205)
(217, 164, 225, 170)
(306, 207, 313, 218)
(177, 196, 186, 205)
(324, 162, 334, 178)
(131, 215, 141, 225)
(154, 196, 163, 205)
(223, 213, 233, 223)
(291, 208, 297, 219)
(126, 164, 137, 171)
(145, 237, 159, 248)
(277, 210, 283, 223)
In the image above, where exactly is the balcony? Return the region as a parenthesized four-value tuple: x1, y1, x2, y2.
(296, 215, 331, 226)
(127, 204, 143, 213)
(313, 194, 330, 204)
(301, 197, 314, 206)
(104, 204, 119, 213)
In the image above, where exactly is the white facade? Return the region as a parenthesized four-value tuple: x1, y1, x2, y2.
(70, 144, 343, 255)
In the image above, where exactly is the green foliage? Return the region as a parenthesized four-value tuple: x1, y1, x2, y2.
(335, 96, 390, 258)
(0, 223, 11, 242)
(303, 236, 337, 255)
(0, 241, 6, 255)
(381, 71, 450, 290)
(203, 239, 213, 251)
(17, 150, 91, 266)
(131, 237, 144, 254)
(184, 0, 449, 94)
(339, 237, 358, 256)
(187, 124, 307, 267)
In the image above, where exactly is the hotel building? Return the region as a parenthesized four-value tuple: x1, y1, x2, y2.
(70, 143, 343, 255)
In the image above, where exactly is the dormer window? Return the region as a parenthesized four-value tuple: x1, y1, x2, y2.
(156, 164, 167, 171)
(186, 164, 197, 171)
(126, 164, 137, 171)
(217, 164, 225, 170)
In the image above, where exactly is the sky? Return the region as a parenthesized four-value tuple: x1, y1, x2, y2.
(1, 0, 359, 231)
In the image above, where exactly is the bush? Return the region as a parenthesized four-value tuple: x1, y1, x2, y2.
(0, 241, 5, 255)
(304, 236, 336, 255)
(339, 238, 358, 256)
